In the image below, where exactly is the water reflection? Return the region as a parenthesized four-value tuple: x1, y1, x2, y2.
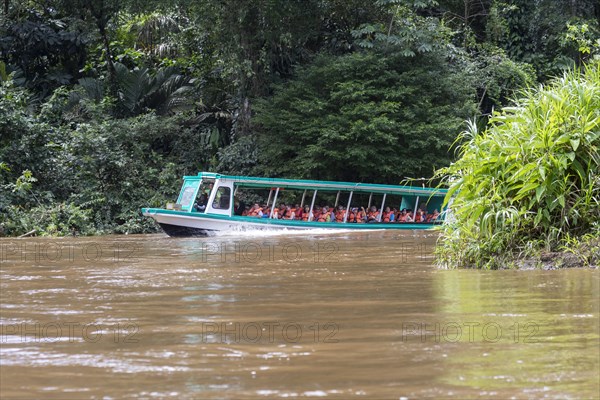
(0, 232, 598, 399)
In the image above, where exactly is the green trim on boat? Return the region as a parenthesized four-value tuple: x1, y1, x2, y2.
(195, 172, 446, 196)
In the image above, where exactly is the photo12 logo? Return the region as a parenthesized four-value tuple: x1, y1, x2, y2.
(199, 321, 339, 344)
(400, 321, 540, 343)
(0, 242, 139, 264)
(198, 241, 339, 264)
(0, 322, 140, 344)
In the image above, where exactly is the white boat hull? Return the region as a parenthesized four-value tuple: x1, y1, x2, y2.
(142, 208, 436, 237)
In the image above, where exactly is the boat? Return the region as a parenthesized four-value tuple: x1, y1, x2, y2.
(141, 172, 447, 237)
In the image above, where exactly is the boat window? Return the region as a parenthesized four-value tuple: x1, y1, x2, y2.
(179, 187, 196, 208)
(212, 187, 231, 210)
(177, 179, 200, 211)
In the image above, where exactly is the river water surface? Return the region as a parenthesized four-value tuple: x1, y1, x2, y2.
(1, 231, 598, 399)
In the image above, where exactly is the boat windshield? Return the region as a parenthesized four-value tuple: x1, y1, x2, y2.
(176, 179, 202, 212)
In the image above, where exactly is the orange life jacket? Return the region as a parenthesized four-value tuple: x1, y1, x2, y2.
(335, 210, 345, 222)
(356, 211, 365, 223)
(382, 211, 392, 222)
(302, 212, 310, 221)
(317, 211, 330, 222)
(281, 208, 293, 220)
(367, 211, 379, 221)
(347, 211, 356, 223)
(249, 207, 262, 217)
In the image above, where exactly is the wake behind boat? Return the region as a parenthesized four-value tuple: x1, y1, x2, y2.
(141, 172, 447, 237)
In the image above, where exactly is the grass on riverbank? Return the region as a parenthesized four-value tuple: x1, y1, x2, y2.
(435, 61, 600, 269)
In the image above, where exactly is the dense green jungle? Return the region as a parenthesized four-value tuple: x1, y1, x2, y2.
(1, 0, 598, 268)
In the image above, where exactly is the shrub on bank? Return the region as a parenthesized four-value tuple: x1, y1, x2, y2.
(436, 62, 600, 269)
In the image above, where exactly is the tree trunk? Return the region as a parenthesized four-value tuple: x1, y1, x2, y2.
(98, 23, 116, 80)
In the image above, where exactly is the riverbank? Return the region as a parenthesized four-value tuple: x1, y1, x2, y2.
(456, 235, 600, 270)
(434, 64, 600, 270)
(517, 247, 599, 270)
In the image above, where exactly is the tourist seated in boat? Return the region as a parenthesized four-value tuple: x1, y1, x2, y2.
(278, 203, 287, 219)
(415, 208, 427, 222)
(287, 205, 296, 219)
(328, 206, 336, 222)
(318, 206, 332, 222)
(249, 203, 263, 217)
(356, 207, 366, 223)
(270, 207, 279, 219)
(241, 205, 250, 216)
(282, 205, 295, 220)
(334, 205, 345, 222)
(427, 209, 440, 222)
(302, 205, 311, 221)
(234, 201, 246, 216)
(405, 210, 414, 222)
(367, 205, 380, 223)
(396, 209, 407, 222)
(319, 206, 331, 222)
(381, 206, 394, 222)
(270, 203, 286, 219)
(311, 206, 322, 222)
(346, 207, 357, 223)
(329, 206, 337, 222)
(294, 204, 303, 220)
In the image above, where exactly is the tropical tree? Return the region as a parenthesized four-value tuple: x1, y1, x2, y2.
(253, 48, 477, 183)
(0, 6, 88, 97)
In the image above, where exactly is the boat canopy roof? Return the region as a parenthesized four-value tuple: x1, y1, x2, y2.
(186, 172, 447, 197)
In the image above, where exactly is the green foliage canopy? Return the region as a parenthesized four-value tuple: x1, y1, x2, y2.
(253, 49, 477, 183)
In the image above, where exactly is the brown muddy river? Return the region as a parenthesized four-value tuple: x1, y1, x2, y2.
(1, 231, 598, 399)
